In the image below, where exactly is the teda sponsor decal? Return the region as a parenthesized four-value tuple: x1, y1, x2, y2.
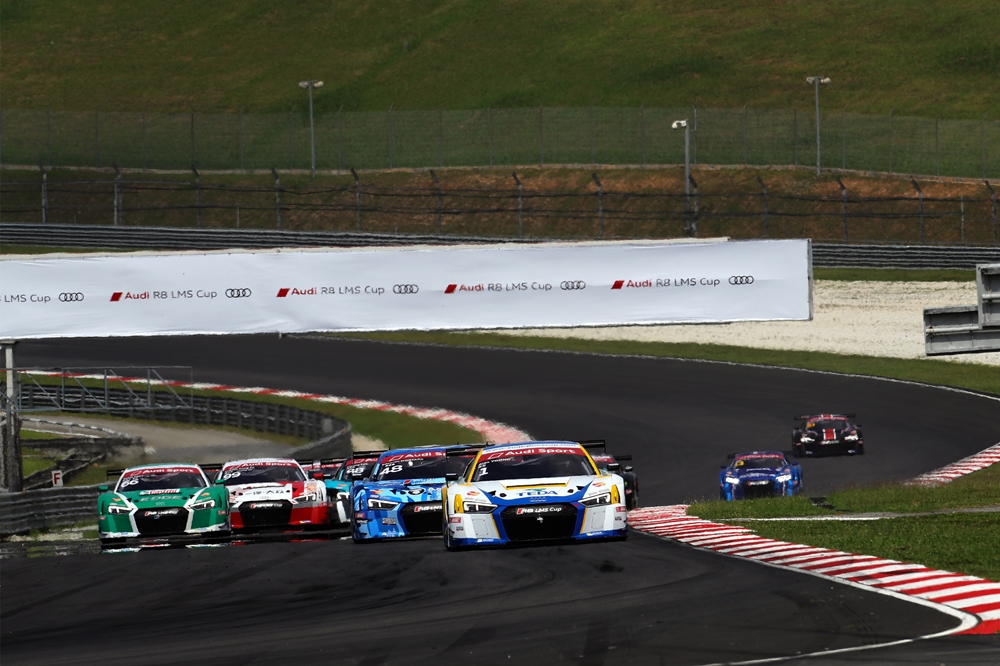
(110, 291, 150, 301)
(276, 287, 317, 297)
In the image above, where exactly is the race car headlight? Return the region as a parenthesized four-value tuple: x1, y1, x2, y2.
(189, 497, 216, 510)
(292, 491, 318, 504)
(725, 477, 740, 484)
(800, 436, 815, 443)
(775, 474, 792, 482)
(844, 434, 859, 441)
(367, 498, 399, 511)
(581, 492, 612, 506)
(464, 502, 496, 513)
(107, 503, 132, 514)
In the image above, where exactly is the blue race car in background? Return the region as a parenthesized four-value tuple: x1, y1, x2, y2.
(719, 451, 803, 501)
(350, 446, 477, 542)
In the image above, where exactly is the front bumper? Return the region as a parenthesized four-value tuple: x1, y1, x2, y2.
(231, 502, 329, 531)
(799, 439, 862, 456)
(445, 503, 628, 547)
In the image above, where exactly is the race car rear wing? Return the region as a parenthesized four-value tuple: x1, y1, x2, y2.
(577, 439, 607, 453)
(794, 413, 856, 420)
(445, 445, 485, 457)
(200, 463, 224, 474)
(106, 469, 124, 478)
(348, 450, 387, 460)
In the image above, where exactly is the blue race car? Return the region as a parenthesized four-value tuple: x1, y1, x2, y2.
(350, 446, 477, 542)
(442, 441, 629, 549)
(719, 451, 803, 501)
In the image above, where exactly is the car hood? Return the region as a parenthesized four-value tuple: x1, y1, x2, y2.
(362, 478, 445, 502)
(471, 476, 598, 501)
(117, 488, 207, 507)
(227, 481, 310, 502)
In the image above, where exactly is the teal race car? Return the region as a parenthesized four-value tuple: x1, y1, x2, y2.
(97, 463, 231, 546)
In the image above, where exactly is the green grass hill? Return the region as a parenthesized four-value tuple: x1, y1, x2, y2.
(1, 0, 997, 117)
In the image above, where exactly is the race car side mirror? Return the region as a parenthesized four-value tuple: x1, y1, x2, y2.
(624, 465, 633, 472)
(214, 478, 225, 485)
(99, 484, 109, 492)
(445, 472, 459, 482)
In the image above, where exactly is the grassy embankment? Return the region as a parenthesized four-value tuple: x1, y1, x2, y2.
(1, 0, 996, 117)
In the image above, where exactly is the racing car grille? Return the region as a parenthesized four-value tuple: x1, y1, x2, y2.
(742, 481, 775, 499)
(239, 500, 293, 528)
(399, 502, 443, 536)
(500, 504, 578, 542)
(134, 507, 189, 536)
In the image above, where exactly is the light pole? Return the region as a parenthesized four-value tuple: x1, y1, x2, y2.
(673, 120, 691, 234)
(805, 76, 831, 175)
(299, 80, 324, 176)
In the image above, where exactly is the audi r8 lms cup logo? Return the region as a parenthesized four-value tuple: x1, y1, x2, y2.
(225, 288, 252, 298)
(559, 281, 586, 290)
(728, 275, 755, 285)
(59, 292, 84, 302)
(393, 284, 419, 294)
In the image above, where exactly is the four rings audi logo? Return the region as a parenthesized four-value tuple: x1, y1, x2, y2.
(59, 293, 84, 302)
(393, 284, 419, 295)
(560, 281, 586, 290)
(226, 288, 252, 298)
(728, 276, 755, 285)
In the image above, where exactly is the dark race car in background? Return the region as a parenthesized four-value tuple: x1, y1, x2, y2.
(588, 449, 638, 510)
(720, 451, 803, 501)
(793, 413, 864, 457)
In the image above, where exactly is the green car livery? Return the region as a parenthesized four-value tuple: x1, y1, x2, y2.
(98, 464, 230, 544)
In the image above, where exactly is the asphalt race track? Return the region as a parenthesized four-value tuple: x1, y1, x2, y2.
(4, 335, 1000, 665)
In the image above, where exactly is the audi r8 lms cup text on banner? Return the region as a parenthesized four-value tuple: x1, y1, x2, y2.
(0, 239, 811, 339)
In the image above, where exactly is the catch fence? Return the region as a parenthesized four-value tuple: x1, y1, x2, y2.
(1, 105, 997, 179)
(2, 176, 997, 246)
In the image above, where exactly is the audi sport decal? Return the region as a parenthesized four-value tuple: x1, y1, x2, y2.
(479, 445, 585, 461)
(122, 466, 200, 477)
(381, 450, 445, 463)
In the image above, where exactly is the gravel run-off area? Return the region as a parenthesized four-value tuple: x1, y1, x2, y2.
(503, 281, 1000, 367)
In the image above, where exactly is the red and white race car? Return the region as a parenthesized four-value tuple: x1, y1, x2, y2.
(216, 458, 330, 531)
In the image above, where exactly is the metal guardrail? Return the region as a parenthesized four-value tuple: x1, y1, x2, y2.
(0, 485, 101, 536)
(924, 263, 1000, 355)
(4, 223, 1000, 268)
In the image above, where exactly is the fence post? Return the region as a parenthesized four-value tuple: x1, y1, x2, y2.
(40, 167, 48, 224)
(113, 164, 121, 226)
(689, 174, 699, 237)
(986, 180, 997, 246)
(430, 169, 442, 234)
(351, 167, 362, 231)
(289, 106, 295, 170)
(94, 106, 100, 167)
(911, 177, 924, 243)
(487, 106, 493, 166)
(142, 105, 148, 170)
(438, 107, 444, 168)
(46, 107, 52, 167)
(841, 107, 847, 170)
(337, 105, 344, 171)
(934, 118, 939, 177)
(640, 104, 646, 167)
(756, 175, 769, 238)
(539, 105, 545, 166)
(793, 109, 798, 166)
(271, 166, 281, 228)
(742, 102, 748, 165)
(592, 173, 604, 238)
(192, 164, 201, 228)
(692, 99, 698, 165)
(512, 171, 523, 237)
(190, 108, 196, 167)
(836, 176, 848, 242)
(0, 107, 4, 167)
(982, 113, 988, 180)
(589, 102, 595, 165)
(888, 109, 894, 174)
(238, 107, 245, 173)
(387, 103, 394, 169)
(960, 195, 965, 245)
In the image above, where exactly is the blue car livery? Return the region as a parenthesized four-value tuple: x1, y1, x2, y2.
(351, 446, 476, 542)
(443, 441, 629, 549)
(719, 451, 803, 501)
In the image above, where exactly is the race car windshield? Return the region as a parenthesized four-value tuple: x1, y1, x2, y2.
(473, 453, 595, 481)
(375, 455, 474, 481)
(219, 465, 305, 485)
(733, 456, 786, 470)
(340, 461, 377, 480)
(117, 471, 206, 491)
(810, 420, 850, 430)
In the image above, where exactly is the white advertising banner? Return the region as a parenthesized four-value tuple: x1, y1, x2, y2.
(0, 239, 812, 340)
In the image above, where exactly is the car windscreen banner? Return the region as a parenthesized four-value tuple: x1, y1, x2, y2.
(0, 238, 811, 339)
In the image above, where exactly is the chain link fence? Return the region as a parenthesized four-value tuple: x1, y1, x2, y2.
(1, 106, 997, 178)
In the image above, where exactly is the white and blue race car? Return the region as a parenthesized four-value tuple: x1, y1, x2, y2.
(442, 441, 628, 549)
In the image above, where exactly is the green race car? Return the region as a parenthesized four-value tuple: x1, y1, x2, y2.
(98, 463, 230, 546)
